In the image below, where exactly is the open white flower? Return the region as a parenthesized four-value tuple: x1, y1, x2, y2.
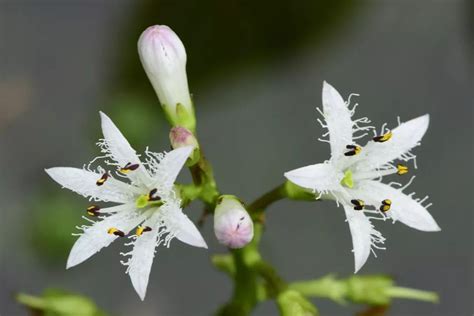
(284, 82, 440, 273)
(45, 112, 207, 300)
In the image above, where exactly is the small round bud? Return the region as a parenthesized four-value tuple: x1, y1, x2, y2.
(214, 195, 253, 249)
(138, 25, 195, 129)
(169, 126, 198, 150)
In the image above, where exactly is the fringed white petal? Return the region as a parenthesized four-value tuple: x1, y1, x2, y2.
(284, 163, 344, 193)
(162, 197, 207, 248)
(97, 203, 135, 214)
(99, 112, 151, 186)
(66, 208, 145, 268)
(45, 167, 140, 203)
(343, 204, 385, 273)
(354, 180, 441, 232)
(151, 146, 193, 193)
(355, 114, 430, 171)
(322, 81, 354, 159)
(126, 214, 161, 301)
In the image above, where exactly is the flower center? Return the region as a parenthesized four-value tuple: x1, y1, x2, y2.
(135, 188, 164, 208)
(341, 169, 354, 188)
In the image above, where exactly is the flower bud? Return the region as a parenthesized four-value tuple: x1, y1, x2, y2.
(214, 195, 253, 248)
(169, 126, 200, 165)
(169, 126, 198, 149)
(138, 25, 195, 130)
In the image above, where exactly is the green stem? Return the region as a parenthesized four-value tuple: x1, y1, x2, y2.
(189, 149, 219, 206)
(247, 184, 286, 215)
(386, 286, 439, 303)
(177, 183, 202, 207)
(289, 275, 347, 304)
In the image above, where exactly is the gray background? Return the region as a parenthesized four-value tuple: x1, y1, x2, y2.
(0, 0, 472, 315)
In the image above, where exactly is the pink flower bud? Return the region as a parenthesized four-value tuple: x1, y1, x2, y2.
(169, 126, 198, 150)
(214, 195, 254, 248)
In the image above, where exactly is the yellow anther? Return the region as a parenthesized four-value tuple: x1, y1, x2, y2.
(87, 205, 100, 216)
(107, 227, 125, 237)
(119, 162, 139, 174)
(379, 199, 392, 212)
(135, 225, 152, 236)
(373, 131, 393, 143)
(351, 199, 365, 211)
(397, 164, 409, 175)
(96, 172, 109, 186)
(344, 145, 362, 157)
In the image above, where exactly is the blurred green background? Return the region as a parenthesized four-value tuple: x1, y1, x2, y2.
(0, 0, 471, 315)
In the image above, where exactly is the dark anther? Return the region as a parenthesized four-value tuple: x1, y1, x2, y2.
(351, 199, 365, 211)
(148, 188, 161, 201)
(87, 205, 101, 216)
(96, 172, 109, 186)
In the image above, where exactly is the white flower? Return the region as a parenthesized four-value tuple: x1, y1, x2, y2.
(284, 82, 440, 273)
(138, 25, 193, 122)
(214, 195, 254, 249)
(45, 112, 207, 300)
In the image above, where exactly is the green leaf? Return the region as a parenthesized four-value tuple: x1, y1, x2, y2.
(277, 290, 319, 316)
(17, 289, 108, 316)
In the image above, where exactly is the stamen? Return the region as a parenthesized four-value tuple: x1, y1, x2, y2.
(373, 131, 392, 143)
(351, 199, 365, 211)
(135, 225, 152, 236)
(344, 144, 362, 156)
(107, 227, 125, 237)
(147, 188, 161, 202)
(119, 162, 139, 174)
(86, 205, 101, 216)
(379, 199, 392, 213)
(96, 171, 109, 186)
(396, 164, 409, 175)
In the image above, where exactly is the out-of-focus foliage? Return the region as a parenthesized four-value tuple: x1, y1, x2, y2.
(105, 94, 164, 148)
(17, 289, 108, 316)
(28, 193, 78, 263)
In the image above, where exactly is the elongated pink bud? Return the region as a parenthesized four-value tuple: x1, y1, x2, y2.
(138, 25, 195, 129)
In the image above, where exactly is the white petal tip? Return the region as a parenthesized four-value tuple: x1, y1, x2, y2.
(66, 259, 77, 270)
(131, 275, 149, 301)
(137, 291, 146, 301)
(354, 266, 362, 274)
(283, 170, 302, 185)
(322, 80, 335, 91)
(426, 224, 441, 232)
(99, 111, 110, 122)
(177, 145, 194, 157)
(193, 238, 208, 249)
(419, 113, 430, 126)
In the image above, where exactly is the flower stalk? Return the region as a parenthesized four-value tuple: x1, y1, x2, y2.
(289, 275, 439, 305)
